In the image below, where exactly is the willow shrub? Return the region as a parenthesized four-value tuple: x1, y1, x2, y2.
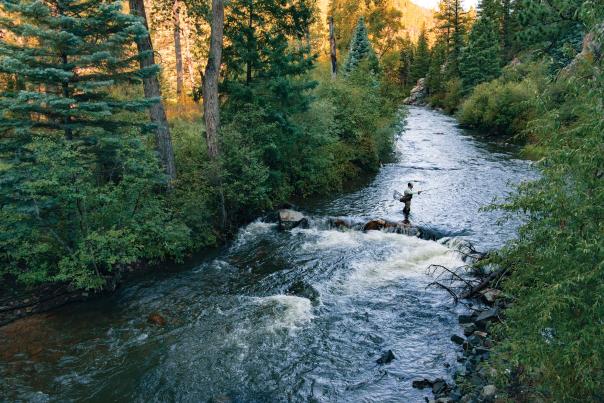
(488, 53, 604, 399)
(457, 62, 546, 139)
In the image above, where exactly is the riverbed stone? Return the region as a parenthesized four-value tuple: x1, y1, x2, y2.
(479, 288, 502, 304)
(147, 312, 166, 326)
(278, 209, 308, 230)
(458, 314, 475, 324)
(451, 334, 465, 345)
(463, 324, 477, 336)
(475, 308, 499, 325)
(376, 349, 395, 365)
(432, 378, 448, 396)
(412, 378, 433, 389)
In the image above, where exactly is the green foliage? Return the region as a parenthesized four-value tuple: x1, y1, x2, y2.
(460, 16, 502, 91)
(0, 0, 192, 289)
(487, 49, 604, 399)
(457, 61, 545, 137)
(0, 135, 191, 289)
(343, 17, 379, 75)
(409, 25, 430, 84)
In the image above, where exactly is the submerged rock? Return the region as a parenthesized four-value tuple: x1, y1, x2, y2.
(286, 281, 320, 305)
(278, 209, 308, 231)
(147, 312, 166, 326)
(376, 349, 396, 365)
(412, 378, 433, 389)
(451, 334, 465, 345)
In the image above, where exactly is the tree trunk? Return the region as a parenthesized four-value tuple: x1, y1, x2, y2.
(173, 0, 185, 99)
(329, 16, 337, 79)
(182, 17, 196, 92)
(246, 0, 253, 85)
(129, 0, 177, 184)
(203, 0, 226, 228)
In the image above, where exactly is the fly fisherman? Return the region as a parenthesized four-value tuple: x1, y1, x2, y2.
(401, 182, 422, 216)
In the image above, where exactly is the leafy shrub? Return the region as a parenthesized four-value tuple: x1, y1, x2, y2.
(0, 137, 191, 290)
(457, 62, 545, 138)
(487, 48, 604, 401)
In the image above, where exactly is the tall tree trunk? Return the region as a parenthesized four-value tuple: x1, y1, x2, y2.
(246, 0, 253, 85)
(173, 0, 185, 99)
(329, 16, 337, 79)
(182, 17, 196, 92)
(203, 0, 226, 228)
(129, 0, 177, 184)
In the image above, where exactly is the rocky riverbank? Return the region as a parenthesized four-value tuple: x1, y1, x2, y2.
(411, 257, 511, 403)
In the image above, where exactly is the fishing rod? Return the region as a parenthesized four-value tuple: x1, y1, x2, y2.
(392, 186, 448, 200)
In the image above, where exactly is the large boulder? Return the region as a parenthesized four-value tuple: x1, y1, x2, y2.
(278, 209, 308, 231)
(403, 78, 427, 106)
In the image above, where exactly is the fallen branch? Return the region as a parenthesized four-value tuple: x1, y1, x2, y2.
(428, 264, 477, 288)
(428, 281, 459, 303)
(460, 269, 505, 299)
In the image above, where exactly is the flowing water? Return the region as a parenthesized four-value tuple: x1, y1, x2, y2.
(0, 107, 535, 402)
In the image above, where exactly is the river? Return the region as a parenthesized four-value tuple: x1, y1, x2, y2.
(0, 107, 535, 402)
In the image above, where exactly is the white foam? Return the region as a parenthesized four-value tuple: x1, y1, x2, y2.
(298, 228, 362, 250)
(340, 234, 465, 293)
(233, 220, 276, 247)
(252, 295, 314, 332)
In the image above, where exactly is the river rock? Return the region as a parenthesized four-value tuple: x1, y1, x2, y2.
(147, 312, 166, 326)
(432, 378, 449, 396)
(451, 334, 465, 345)
(403, 78, 427, 105)
(364, 219, 387, 231)
(412, 379, 433, 389)
(463, 323, 477, 336)
(411, 378, 433, 389)
(458, 314, 476, 324)
(475, 308, 500, 325)
(479, 288, 502, 304)
(286, 281, 320, 305)
(278, 209, 308, 231)
(376, 349, 396, 365)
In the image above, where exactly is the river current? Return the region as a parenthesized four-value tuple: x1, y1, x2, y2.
(0, 107, 535, 402)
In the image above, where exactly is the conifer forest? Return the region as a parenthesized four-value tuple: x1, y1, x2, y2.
(0, 0, 603, 401)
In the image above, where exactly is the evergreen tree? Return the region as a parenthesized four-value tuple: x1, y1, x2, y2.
(434, 0, 470, 78)
(398, 34, 415, 88)
(0, 0, 185, 288)
(460, 16, 502, 90)
(343, 16, 379, 75)
(219, 0, 318, 213)
(426, 39, 447, 95)
(409, 25, 430, 84)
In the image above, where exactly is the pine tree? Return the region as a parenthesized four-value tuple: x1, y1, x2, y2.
(434, 0, 470, 78)
(343, 17, 379, 75)
(409, 25, 430, 84)
(460, 16, 502, 90)
(426, 39, 447, 95)
(398, 34, 415, 88)
(0, 0, 174, 288)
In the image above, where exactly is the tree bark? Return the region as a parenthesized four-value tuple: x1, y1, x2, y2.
(129, 0, 177, 184)
(182, 16, 196, 92)
(329, 16, 337, 79)
(203, 0, 226, 228)
(203, 0, 224, 160)
(246, 0, 253, 85)
(173, 0, 185, 99)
